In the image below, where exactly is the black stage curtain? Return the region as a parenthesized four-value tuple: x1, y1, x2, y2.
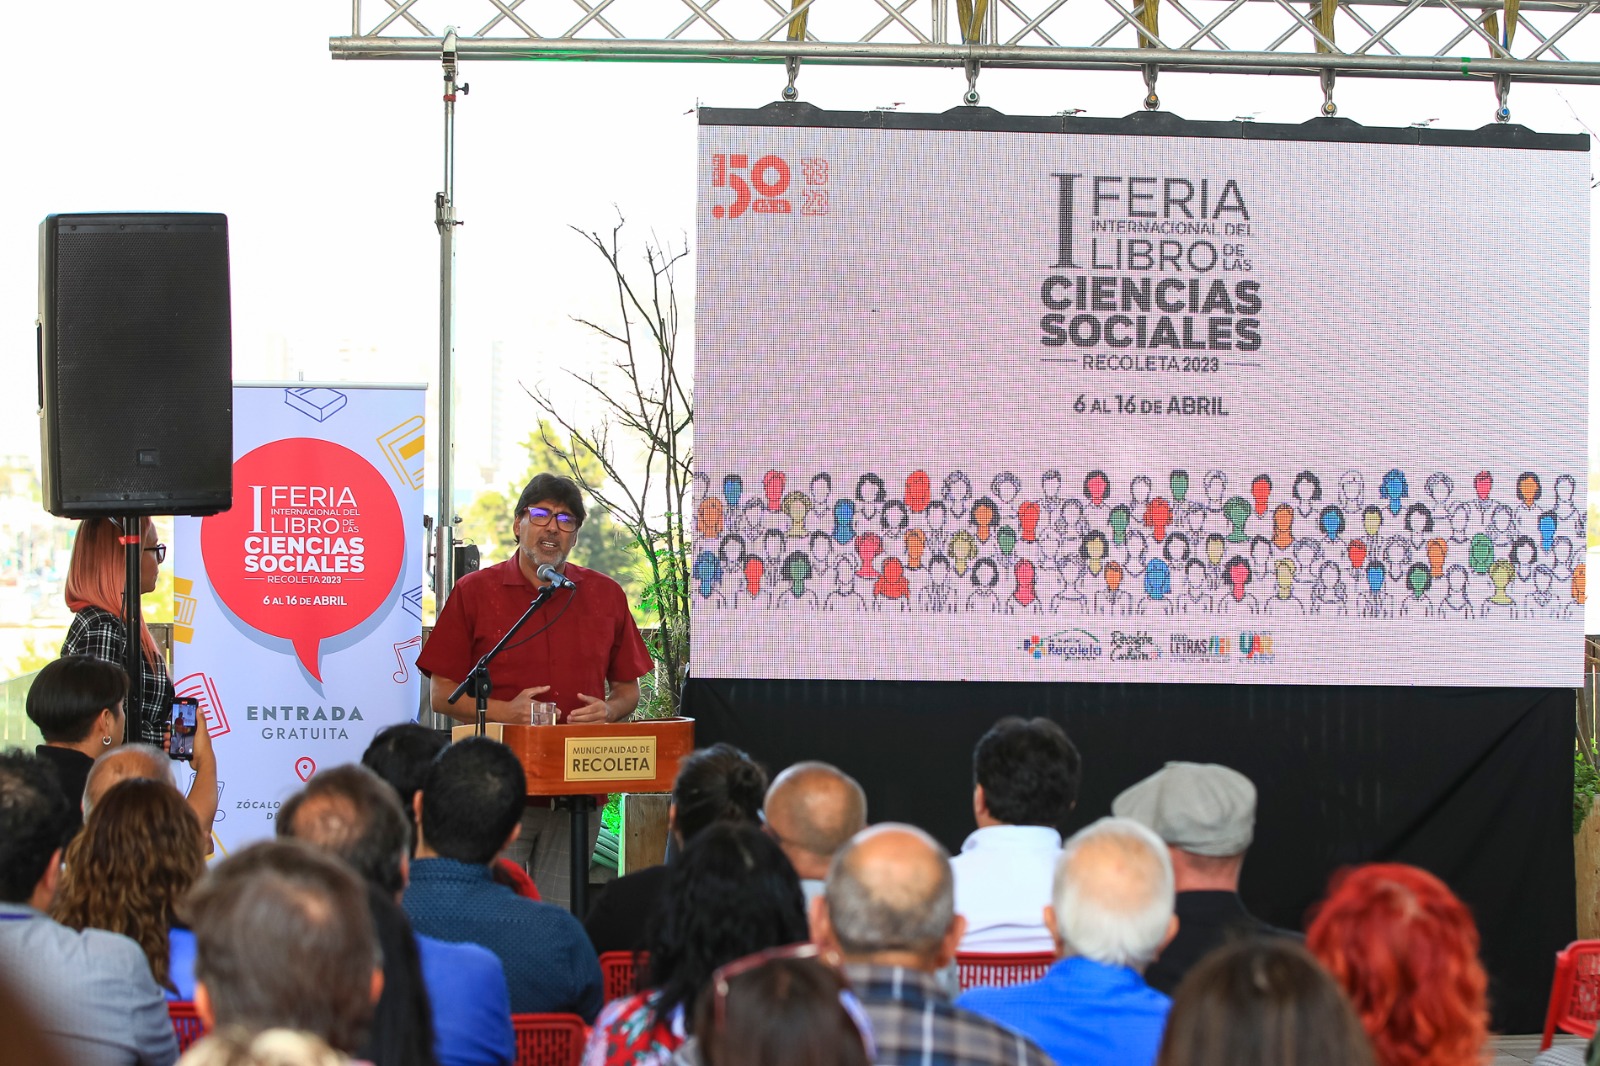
(685, 678, 1574, 1033)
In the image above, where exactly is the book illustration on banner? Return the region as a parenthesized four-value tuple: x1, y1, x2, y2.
(401, 585, 423, 621)
(174, 671, 231, 741)
(283, 387, 349, 422)
(376, 415, 427, 490)
(199, 437, 406, 682)
(294, 757, 316, 783)
(688, 465, 1584, 621)
(173, 576, 199, 645)
(390, 635, 422, 684)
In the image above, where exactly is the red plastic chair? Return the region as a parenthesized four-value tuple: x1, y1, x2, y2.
(167, 1001, 206, 1052)
(1541, 940, 1600, 1050)
(955, 951, 1056, 991)
(512, 1013, 588, 1066)
(599, 950, 646, 1002)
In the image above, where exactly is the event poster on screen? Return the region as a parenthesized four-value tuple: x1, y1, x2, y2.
(692, 108, 1589, 688)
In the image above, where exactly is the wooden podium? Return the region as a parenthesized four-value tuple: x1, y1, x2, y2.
(452, 717, 695, 915)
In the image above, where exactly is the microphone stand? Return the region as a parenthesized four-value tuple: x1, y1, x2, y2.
(448, 584, 560, 736)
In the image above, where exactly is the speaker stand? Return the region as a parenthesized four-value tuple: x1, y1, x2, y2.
(119, 516, 144, 745)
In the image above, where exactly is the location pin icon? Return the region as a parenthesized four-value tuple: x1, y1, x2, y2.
(294, 757, 317, 782)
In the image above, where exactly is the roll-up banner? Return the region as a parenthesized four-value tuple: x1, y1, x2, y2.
(174, 383, 425, 853)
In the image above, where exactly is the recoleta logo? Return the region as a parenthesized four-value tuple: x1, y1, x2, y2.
(1021, 629, 1104, 661)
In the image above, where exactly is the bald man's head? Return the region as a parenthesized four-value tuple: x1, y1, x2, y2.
(764, 762, 867, 880)
(822, 824, 958, 968)
(276, 765, 409, 897)
(83, 743, 174, 817)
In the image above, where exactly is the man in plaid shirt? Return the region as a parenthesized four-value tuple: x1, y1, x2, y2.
(811, 824, 1052, 1066)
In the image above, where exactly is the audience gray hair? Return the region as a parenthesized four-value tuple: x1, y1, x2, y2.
(184, 840, 380, 1053)
(1051, 817, 1175, 970)
(825, 823, 954, 957)
(82, 743, 174, 817)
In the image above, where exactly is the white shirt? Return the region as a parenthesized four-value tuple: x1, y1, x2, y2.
(950, 825, 1063, 953)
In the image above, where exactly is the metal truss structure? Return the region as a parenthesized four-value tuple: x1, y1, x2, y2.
(331, 0, 1600, 605)
(332, 0, 1600, 117)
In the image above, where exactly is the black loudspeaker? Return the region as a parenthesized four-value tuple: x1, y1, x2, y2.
(38, 213, 234, 518)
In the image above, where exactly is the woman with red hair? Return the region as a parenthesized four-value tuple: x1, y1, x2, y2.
(60, 518, 217, 841)
(61, 518, 172, 743)
(1306, 863, 1490, 1066)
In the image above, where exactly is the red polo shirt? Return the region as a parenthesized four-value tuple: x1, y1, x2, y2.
(417, 558, 653, 719)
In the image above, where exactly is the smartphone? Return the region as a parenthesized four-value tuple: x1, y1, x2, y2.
(168, 698, 199, 761)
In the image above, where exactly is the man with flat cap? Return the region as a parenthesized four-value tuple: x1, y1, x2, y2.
(1112, 761, 1298, 995)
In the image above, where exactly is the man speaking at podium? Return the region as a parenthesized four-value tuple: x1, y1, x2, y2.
(417, 472, 654, 908)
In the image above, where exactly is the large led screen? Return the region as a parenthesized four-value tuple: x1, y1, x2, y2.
(693, 109, 1588, 687)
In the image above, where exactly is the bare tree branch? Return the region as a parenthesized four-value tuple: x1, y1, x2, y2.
(525, 215, 694, 716)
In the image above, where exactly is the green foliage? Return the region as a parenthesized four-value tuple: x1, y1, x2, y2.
(458, 490, 514, 560)
(601, 793, 623, 834)
(1577, 739, 1600, 835)
(13, 636, 57, 678)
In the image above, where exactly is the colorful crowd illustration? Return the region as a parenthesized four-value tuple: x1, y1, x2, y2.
(688, 466, 1586, 618)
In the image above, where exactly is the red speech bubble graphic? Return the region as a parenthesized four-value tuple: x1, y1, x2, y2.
(201, 438, 404, 681)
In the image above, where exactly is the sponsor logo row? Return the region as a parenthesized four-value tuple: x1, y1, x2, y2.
(1020, 629, 1276, 664)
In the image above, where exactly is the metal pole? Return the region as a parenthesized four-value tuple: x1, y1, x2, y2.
(434, 28, 462, 609)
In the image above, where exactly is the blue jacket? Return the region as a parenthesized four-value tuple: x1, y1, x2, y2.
(417, 933, 516, 1066)
(404, 857, 603, 1021)
(957, 955, 1170, 1066)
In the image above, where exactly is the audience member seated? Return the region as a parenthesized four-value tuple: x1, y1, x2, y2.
(82, 743, 174, 817)
(178, 1028, 346, 1066)
(811, 823, 1052, 1066)
(1113, 761, 1298, 994)
(181, 840, 383, 1062)
(1155, 938, 1377, 1066)
(1307, 863, 1489, 1066)
(0, 749, 178, 1066)
(584, 823, 807, 1066)
(957, 817, 1175, 1066)
(585, 743, 767, 956)
(762, 761, 867, 908)
(26, 655, 130, 826)
(0, 968, 70, 1066)
(52, 778, 205, 1000)
(685, 951, 873, 1066)
(951, 716, 1082, 952)
(362, 723, 450, 851)
(280, 763, 514, 1066)
(362, 724, 536, 900)
(402, 737, 603, 1019)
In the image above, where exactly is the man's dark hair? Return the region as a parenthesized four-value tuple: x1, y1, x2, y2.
(514, 472, 587, 528)
(0, 749, 75, 903)
(673, 742, 767, 843)
(25, 656, 128, 744)
(972, 716, 1082, 828)
(419, 738, 526, 865)
(184, 839, 380, 1053)
(277, 764, 409, 896)
(362, 723, 450, 852)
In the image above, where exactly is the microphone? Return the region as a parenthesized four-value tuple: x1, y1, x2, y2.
(537, 563, 575, 589)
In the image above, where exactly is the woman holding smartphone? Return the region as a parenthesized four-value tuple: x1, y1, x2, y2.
(60, 517, 218, 843)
